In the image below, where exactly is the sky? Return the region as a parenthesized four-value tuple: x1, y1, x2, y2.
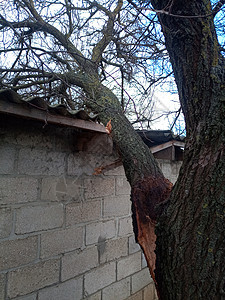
(1, 0, 223, 137)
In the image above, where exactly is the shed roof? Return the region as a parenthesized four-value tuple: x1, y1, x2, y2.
(0, 89, 106, 133)
(0, 89, 185, 155)
(137, 129, 185, 147)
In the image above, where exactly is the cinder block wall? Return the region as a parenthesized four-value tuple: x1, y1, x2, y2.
(0, 116, 181, 300)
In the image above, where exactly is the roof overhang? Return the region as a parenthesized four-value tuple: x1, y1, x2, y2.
(0, 96, 106, 134)
(150, 140, 185, 154)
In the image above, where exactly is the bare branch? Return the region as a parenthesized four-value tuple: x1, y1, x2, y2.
(0, 7, 95, 73)
(91, 0, 123, 63)
(128, 0, 222, 19)
(212, 0, 225, 17)
(0, 0, 176, 127)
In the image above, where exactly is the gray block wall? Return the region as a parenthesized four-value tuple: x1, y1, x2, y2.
(0, 116, 181, 300)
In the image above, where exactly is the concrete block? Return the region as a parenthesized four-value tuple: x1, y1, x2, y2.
(143, 283, 157, 300)
(104, 165, 125, 176)
(99, 237, 128, 264)
(118, 217, 133, 237)
(15, 204, 63, 234)
(74, 133, 113, 155)
(67, 153, 101, 176)
(84, 177, 115, 199)
(84, 262, 116, 295)
(131, 268, 153, 294)
(64, 178, 84, 200)
(0, 147, 16, 174)
(117, 252, 142, 280)
(66, 200, 101, 226)
(41, 177, 83, 202)
(41, 226, 83, 258)
(85, 291, 101, 300)
(129, 235, 140, 254)
(171, 161, 182, 176)
(7, 259, 60, 298)
(102, 277, 130, 300)
(0, 273, 5, 300)
(160, 161, 172, 179)
(0, 177, 38, 205)
(126, 290, 142, 300)
(12, 293, 37, 300)
(62, 246, 98, 281)
(170, 176, 178, 184)
(103, 195, 131, 218)
(18, 149, 66, 175)
(86, 220, 116, 245)
(0, 207, 12, 238)
(41, 177, 59, 202)
(38, 277, 83, 300)
(87, 134, 113, 154)
(52, 127, 75, 152)
(0, 236, 38, 271)
(142, 253, 147, 268)
(116, 177, 131, 195)
(156, 159, 162, 169)
(3, 128, 54, 150)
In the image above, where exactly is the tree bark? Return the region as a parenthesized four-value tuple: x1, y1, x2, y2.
(3, 0, 224, 297)
(68, 70, 172, 282)
(149, 1, 225, 299)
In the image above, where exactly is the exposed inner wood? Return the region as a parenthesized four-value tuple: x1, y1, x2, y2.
(131, 176, 173, 297)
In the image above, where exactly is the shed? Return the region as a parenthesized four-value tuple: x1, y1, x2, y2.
(0, 90, 183, 300)
(137, 130, 185, 161)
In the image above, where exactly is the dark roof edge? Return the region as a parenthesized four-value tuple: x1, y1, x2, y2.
(0, 95, 106, 134)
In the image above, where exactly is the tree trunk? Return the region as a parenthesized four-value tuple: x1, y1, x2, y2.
(150, 0, 225, 299)
(2, 1, 224, 297)
(70, 70, 172, 282)
(68, 1, 225, 294)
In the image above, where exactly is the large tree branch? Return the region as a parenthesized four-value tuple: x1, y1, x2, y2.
(0, 44, 73, 71)
(11, 78, 57, 91)
(64, 0, 73, 37)
(150, 0, 222, 132)
(1, 2, 96, 74)
(91, 0, 123, 63)
(86, 0, 113, 17)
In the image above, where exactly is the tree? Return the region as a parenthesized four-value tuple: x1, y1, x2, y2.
(149, 1, 225, 299)
(0, 1, 225, 299)
(0, 0, 174, 128)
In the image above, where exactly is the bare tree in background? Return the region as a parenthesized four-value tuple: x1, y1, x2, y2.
(1, 1, 225, 299)
(0, 0, 175, 128)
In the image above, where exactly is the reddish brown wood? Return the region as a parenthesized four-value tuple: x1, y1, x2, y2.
(131, 176, 172, 296)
